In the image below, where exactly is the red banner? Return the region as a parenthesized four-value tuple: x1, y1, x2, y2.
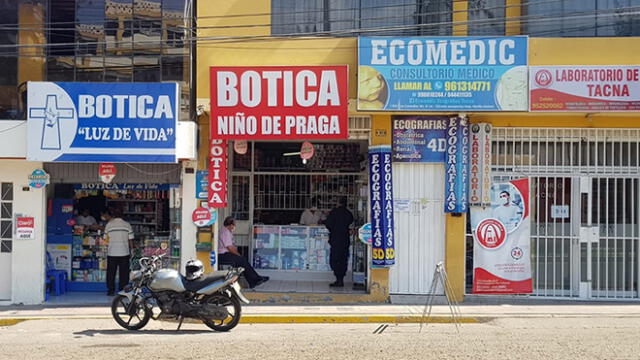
(210, 66, 349, 140)
(208, 140, 227, 208)
(530, 66, 640, 112)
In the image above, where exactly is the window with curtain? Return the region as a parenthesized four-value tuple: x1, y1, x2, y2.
(468, 0, 505, 35)
(525, 0, 640, 37)
(271, 0, 452, 36)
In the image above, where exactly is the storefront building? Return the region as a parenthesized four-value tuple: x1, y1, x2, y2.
(0, 0, 198, 305)
(198, 1, 640, 303)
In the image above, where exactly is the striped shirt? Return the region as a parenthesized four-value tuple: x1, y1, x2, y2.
(105, 218, 134, 256)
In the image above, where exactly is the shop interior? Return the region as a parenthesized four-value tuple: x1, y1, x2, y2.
(228, 140, 370, 293)
(44, 163, 182, 300)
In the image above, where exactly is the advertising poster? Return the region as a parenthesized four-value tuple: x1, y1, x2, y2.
(358, 37, 528, 111)
(196, 170, 209, 200)
(392, 116, 447, 162)
(444, 117, 469, 213)
(471, 178, 532, 294)
(46, 244, 72, 277)
(16, 216, 35, 240)
(210, 66, 349, 140)
(530, 66, 640, 112)
(27, 82, 179, 162)
(368, 145, 395, 267)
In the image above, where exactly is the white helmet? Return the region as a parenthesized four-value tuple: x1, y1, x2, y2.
(185, 259, 204, 280)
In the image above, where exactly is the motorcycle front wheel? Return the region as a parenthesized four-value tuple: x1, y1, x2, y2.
(202, 293, 242, 332)
(111, 294, 151, 330)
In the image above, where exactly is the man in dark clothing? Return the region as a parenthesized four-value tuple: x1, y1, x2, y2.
(324, 197, 354, 287)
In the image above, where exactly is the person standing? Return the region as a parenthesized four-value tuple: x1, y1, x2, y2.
(102, 210, 134, 296)
(76, 208, 97, 227)
(299, 197, 324, 225)
(218, 216, 269, 288)
(324, 197, 354, 287)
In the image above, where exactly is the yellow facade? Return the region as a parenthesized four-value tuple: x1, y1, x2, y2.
(197, 0, 640, 303)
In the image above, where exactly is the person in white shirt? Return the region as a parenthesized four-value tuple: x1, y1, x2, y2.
(76, 208, 98, 228)
(299, 197, 325, 225)
(102, 210, 134, 296)
(493, 191, 520, 231)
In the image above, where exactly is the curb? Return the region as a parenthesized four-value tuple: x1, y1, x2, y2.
(0, 315, 482, 325)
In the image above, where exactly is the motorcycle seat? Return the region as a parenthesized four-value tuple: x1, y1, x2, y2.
(182, 271, 229, 292)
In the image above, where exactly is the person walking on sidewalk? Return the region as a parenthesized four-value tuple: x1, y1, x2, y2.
(102, 209, 134, 296)
(218, 216, 269, 288)
(324, 197, 354, 287)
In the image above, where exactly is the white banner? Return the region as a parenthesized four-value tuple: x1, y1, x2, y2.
(471, 178, 532, 294)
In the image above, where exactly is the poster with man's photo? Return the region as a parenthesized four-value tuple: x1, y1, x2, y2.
(470, 178, 532, 294)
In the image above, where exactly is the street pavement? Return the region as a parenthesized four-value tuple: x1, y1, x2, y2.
(1, 315, 639, 359)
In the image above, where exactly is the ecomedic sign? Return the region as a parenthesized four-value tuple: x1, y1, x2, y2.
(27, 82, 179, 162)
(358, 36, 529, 111)
(210, 66, 349, 140)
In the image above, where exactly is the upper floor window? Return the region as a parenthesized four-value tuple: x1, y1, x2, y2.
(271, 0, 453, 36)
(468, 0, 506, 35)
(525, 0, 640, 37)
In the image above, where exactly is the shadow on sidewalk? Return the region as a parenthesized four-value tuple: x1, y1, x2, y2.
(74, 328, 216, 337)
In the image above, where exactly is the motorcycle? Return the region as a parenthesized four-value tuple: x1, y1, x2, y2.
(111, 255, 249, 332)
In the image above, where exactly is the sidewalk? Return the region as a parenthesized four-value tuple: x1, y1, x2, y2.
(3, 303, 640, 324)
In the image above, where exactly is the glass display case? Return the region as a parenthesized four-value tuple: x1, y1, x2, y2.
(253, 225, 331, 271)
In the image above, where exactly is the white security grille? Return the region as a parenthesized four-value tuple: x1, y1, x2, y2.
(468, 128, 640, 300)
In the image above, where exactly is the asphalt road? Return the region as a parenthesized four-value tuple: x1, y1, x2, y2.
(1, 317, 639, 359)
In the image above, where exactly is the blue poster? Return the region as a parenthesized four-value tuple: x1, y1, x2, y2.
(392, 116, 447, 162)
(369, 146, 395, 267)
(196, 170, 209, 199)
(27, 82, 179, 163)
(358, 37, 528, 111)
(445, 117, 469, 213)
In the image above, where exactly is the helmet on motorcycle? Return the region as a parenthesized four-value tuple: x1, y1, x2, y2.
(185, 259, 204, 280)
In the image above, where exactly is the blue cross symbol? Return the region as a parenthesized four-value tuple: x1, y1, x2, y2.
(29, 94, 74, 150)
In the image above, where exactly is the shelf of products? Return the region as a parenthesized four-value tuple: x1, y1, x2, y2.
(71, 232, 108, 283)
(253, 225, 331, 271)
(106, 198, 160, 235)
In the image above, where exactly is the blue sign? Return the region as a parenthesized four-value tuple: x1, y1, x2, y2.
(445, 117, 469, 213)
(28, 169, 50, 189)
(73, 183, 171, 191)
(392, 116, 447, 162)
(210, 251, 217, 267)
(358, 37, 528, 111)
(196, 171, 209, 199)
(369, 146, 395, 267)
(358, 223, 372, 245)
(27, 82, 179, 163)
(206, 208, 218, 226)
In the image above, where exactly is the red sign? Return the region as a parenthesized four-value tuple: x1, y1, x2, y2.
(475, 218, 506, 249)
(234, 140, 248, 155)
(192, 207, 212, 227)
(99, 163, 117, 184)
(16, 216, 35, 240)
(208, 139, 228, 208)
(210, 66, 349, 140)
(300, 141, 314, 160)
(530, 66, 640, 112)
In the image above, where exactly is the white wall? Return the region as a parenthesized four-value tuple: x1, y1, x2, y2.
(0, 160, 46, 305)
(0, 121, 27, 158)
(180, 160, 198, 272)
(389, 163, 446, 295)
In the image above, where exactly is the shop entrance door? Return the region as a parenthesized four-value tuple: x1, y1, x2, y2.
(390, 163, 446, 294)
(580, 177, 639, 299)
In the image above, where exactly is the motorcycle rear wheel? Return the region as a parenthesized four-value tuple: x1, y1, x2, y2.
(202, 293, 242, 332)
(111, 294, 151, 331)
